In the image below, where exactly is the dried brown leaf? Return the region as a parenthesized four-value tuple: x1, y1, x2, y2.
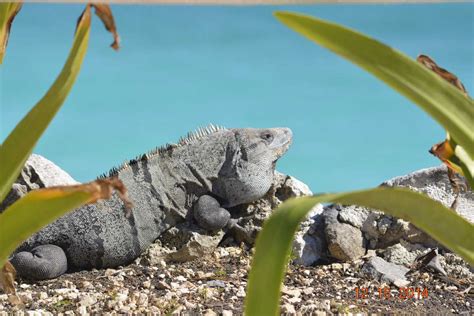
(87, 178, 133, 212)
(47, 177, 134, 216)
(0, 261, 16, 295)
(417, 54, 468, 96)
(419, 55, 470, 210)
(429, 140, 456, 168)
(0, 3, 22, 64)
(91, 4, 121, 50)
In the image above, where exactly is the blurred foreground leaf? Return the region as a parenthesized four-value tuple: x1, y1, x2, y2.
(245, 188, 474, 315)
(0, 178, 132, 269)
(455, 145, 474, 189)
(0, 6, 91, 202)
(274, 12, 474, 160)
(246, 12, 474, 316)
(0, 2, 22, 64)
(91, 4, 120, 50)
(0, 5, 126, 296)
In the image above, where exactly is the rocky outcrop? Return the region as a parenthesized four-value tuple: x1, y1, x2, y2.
(142, 171, 319, 264)
(0, 154, 79, 212)
(297, 166, 473, 275)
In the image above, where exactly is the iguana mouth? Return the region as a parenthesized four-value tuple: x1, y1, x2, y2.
(273, 139, 292, 162)
(269, 128, 292, 149)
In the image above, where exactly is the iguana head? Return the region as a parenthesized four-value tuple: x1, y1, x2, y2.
(215, 127, 293, 207)
(232, 127, 293, 165)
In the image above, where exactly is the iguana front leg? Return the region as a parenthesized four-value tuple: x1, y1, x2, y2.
(193, 195, 252, 243)
(10, 244, 68, 280)
(193, 195, 231, 231)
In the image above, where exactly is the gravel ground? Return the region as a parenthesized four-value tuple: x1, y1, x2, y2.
(1, 246, 472, 315)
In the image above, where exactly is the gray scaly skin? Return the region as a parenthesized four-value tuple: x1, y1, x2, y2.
(10, 126, 292, 280)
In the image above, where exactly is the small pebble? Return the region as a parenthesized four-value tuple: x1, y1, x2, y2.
(236, 287, 246, 298)
(207, 280, 226, 288)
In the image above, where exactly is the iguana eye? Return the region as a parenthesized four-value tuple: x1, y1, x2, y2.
(261, 132, 274, 143)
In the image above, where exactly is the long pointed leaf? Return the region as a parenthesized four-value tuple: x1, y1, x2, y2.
(0, 6, 91, 202)
(0, 178, 131, 268)
(245, 188, 474, 315)
(274, 12, 474, 160)
(455, 145, 474, 189)
(0, 2, 22, 64)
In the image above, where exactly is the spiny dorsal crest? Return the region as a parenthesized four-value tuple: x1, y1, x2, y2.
(99, 124, 226, 179)
(178, 124, 226, 146)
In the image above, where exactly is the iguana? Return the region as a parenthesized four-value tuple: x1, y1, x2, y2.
(9, 126, 292, 280)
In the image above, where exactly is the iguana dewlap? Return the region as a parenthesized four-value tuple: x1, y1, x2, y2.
(10, 126, 292, 280)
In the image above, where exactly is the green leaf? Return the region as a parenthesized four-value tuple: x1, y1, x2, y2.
(0, 178, 131, 268)
(274, 11, 474, 160)
(455, 145, 474, 189)
(0, 188, 90, 268)
(245, 188, 474, 316)
(0, 7, 91, 202)
(0, 2, 22, 64)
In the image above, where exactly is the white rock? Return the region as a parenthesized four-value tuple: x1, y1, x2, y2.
(79, 295, 97, 307)
(203, 310, 218, 316)
(393, 279, 411, 288)
(274, 172, 313, 198)
(384, 166, 474, 223)
(217, 248, 230, 258)
(236, 286, 246, 298)
(178, 288, 190, 295)
(115, 293, 128, 302)
(19, 292, 32, 302)
(54, 288, 70, 295)
(1, 154, 79, 210)
(288, 297, 301, 304)
(138, 293, 148, 307)
(281, 303, 296, 314)
(302, 287, 314, 295)
(363, 256, 409, 287)
(282, 288, 301, 298)
(77, 306, 87, 315)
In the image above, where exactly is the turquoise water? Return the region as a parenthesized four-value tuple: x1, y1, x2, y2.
(1, 4, 473, 192)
